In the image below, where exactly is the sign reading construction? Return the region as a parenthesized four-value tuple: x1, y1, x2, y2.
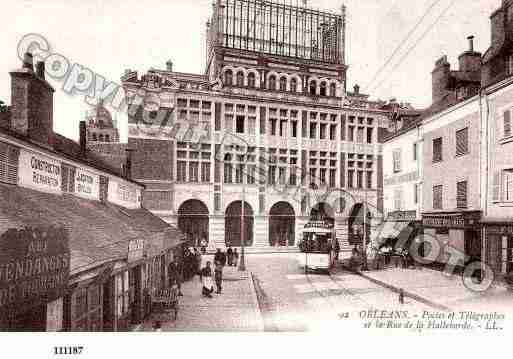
(0, 226, 70, 314)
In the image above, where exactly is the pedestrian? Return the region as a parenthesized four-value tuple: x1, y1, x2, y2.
(220, 249, 227, 266)
(200, 261, 214, 298)
(227, 246, 234, 266)
(200, 237, 207, 254)
(214, 261, 223, 294)
(233, 248, 239, 267)
(168, 260, 183, 296)
(153, 320, 162, 332)
(214, 248, 223, 266)
(193, 247, 202, 276)
(334, 239, 340, 261)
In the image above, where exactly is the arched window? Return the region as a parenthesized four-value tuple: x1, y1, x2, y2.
(105, 134, 110, 142)
(268, 75, 277, 90)
(329, 83, 337, 97)
(248, 72, 256, 88)
(224, 70, 233, 86)
(309, 80, 317, 96)
(279, 76, 287, 91)
(236, 71, 244, 87)
(92, 133, 97, 141)
(290, 78, 298, 93)
(320, 82, 327, 96)
(99, 134, 104, 142)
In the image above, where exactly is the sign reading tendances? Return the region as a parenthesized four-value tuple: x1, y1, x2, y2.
(0, 227, 70, 314)
(18, 150, 62, 194)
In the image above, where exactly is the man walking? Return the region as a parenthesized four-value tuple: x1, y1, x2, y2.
(214, 261, 223, 294)
(227, 246, 234, 266)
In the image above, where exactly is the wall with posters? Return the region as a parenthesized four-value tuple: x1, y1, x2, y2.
(18, 149, 61, 194)
(108, 179, 141, 209)
(74, 168, 100, 201)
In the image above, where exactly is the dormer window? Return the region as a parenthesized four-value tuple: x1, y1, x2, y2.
(248, 72, 256, 88)
(268, 75, 277, 90)
(236, 71, 244, 87)
(224, 70, 233, 86)
(320, 82, 327, 96)
(279, 77, 287, 91)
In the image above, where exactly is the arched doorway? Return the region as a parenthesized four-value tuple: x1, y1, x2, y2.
(178, 200, 209, 247)
(269, 202, 296, 247)
(348, 203, 371, 246)
(310, 202, 335, 224)
(225, 201, 254, 247)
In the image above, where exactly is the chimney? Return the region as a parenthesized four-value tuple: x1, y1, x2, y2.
(458, 36, 482, 73)
(22, 52, 34, 72)
(432, 55, 451, 104)
(125, 148, 133, 180)
(79, 121, 87, 156)
(36, 61, 45, 79)
(353, 84, 360, 95)
(10, 52, 55, 147)
(166, 60, 173, 72)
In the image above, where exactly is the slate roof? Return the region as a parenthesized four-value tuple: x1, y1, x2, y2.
(0, 183, 184, 276)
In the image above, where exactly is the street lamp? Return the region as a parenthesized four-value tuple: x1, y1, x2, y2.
(239, 152, 246, 272)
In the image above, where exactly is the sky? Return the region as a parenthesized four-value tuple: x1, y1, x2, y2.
(0, 0, 502, 142)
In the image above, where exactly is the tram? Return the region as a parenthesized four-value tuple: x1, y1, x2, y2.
(297, 220, 337, 273)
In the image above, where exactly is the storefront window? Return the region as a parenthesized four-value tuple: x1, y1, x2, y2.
(116, 271, 129, 318)
(70, 285, 102, 331)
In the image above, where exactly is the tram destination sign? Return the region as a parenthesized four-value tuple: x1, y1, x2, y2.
(0, 226, 70, 314)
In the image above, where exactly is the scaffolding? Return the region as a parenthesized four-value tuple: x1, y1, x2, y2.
(208, 0, 345, 65)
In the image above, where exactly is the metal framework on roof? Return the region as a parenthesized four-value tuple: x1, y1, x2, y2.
(208, 0, 346, 65)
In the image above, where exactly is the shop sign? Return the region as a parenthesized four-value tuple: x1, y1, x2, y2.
(18, 150, 61, 194)
(486, 225, 513, 236)
(384, 171, 419, 186)
(423, 212, 481, 229)
(0, 226, 70, 314)
(304, 221, 334, 230)
(75, 168, 100, 200)
(388, 210, 417, 222)
(128, 239, 145, 263)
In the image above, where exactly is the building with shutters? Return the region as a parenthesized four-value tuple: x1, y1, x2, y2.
(0, 53, 184, 331)
(122, 0, 392, 253)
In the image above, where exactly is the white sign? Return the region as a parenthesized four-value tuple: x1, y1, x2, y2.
(75, 169, 100, 200)
(19, 150, 61, 194)
(108, 179, 141, 209)
(128, 239, 145, 263)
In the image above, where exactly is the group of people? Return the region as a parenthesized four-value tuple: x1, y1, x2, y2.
(199, 247, 239, 298)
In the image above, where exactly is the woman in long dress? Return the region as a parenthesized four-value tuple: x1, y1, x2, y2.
(199, 261, 214, 298)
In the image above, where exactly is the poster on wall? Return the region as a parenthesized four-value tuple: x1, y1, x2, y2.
(18, 150, 61, 194)
(74, 168, 100, 201)
(108, 179, 141, 209)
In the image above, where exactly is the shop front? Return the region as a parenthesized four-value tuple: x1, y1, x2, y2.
(482, 222, 513, 281)
(0, 226, 70, 331)
(422, 211, 482, 268)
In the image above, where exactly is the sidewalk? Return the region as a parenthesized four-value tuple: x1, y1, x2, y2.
(137, 260, 264, 332)
(345, 265, 513, 312)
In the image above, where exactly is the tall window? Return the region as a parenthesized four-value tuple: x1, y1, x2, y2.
(433, 185, 443, 210)
(502, 169, 513, 202)
(224, 70, 233, 86)
(235, 164, 244, 184)
(413, 143, 418, 161)
(320, 82, 327, 96)
(456, 181, 468, 209)
(348, 126, 355, 142)
(414, 183, 419, 204)
(366, 171, 373, 189)
(189, 162, 199, 182)
(236, 116, 245, 134)
(394, 189, 403, 210)
(433, 137, 443, 163)
(456, 128, 469, 156)
(357, 171, 363, 189)
(290, 78, 298, 93)
(329, 83, 336, 97)
(224, 163, 233, 184)
(366, 128, 373, 144)
(248, 72, 256, 88)
(309, 81, 317, 95)
(347, 170, 354, 188)
(268, 166, 276, 185)
(236, 71, 244, 87)
(504, 110, 512, 139)
(279, 77, 287, 91)
(291, 121, 298, 138)
(329, 169, 336, 188)
(268, 75, 277, 90)
(201, 162, 210, 182)
(393, 150, 402, 173)
(177, 161, 187, 182)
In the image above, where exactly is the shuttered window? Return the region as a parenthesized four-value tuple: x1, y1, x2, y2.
(456, 181, 468, 209)
(433, 137, 443, 163)
(0, 141, 19, 185)
(392, 150, 401, 173)
(394, 189, 402, 210)
(433, 185, 443, 210)
(504, 110, 512, 139)
(492, 171, 501, 202)
(61, 164, 76, 193)
(456, 128, 469, 156)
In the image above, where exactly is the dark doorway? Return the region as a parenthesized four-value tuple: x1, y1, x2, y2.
(225, 201, 254, 247)
(129, 266, 142, 325)
(102, 279, 114, 331)
(178, 200, 209, 247)
(465, 229, 482, 263)
(348, 203, 371, 246)
(269, 202, 296, 247)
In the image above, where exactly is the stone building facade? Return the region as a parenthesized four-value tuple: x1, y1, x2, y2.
(122, 0, 391, 252)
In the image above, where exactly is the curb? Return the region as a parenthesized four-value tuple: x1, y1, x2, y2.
(340, 266, 452, 312)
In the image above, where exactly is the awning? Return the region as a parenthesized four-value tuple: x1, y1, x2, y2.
(0, 183, 184, 277)
(371, 221, 414, 247)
